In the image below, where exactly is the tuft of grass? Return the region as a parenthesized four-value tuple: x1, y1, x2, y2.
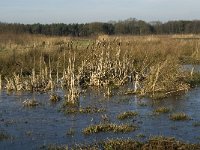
(40, 145, 68, 150)
(154, 107, 170, 114)
(102, 139, 142, 150)
(150, 92, 167, 100)
(142, 136, 199, 150)
(23, 99, 39, 107)
(117, 111, 138, 120)
(50, 94, 61, 103)
(0, 132, 11, 141)
(64, 107, 106, 114)
(83, 123, 137, 135)
(169, 112, 190, 121)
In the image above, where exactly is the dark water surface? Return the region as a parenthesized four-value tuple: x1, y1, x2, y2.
(0, 86, 200, 149)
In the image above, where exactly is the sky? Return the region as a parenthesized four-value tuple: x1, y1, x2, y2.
(0, 0, 200, 24)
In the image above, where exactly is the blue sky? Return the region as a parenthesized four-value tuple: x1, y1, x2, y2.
(0, 0, 199, 24)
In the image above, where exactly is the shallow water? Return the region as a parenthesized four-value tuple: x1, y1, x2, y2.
(0, 86, 200, 149)
(182, 64, 200, 72)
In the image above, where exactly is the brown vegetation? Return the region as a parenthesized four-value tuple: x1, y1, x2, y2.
(0, 34, 200, 104)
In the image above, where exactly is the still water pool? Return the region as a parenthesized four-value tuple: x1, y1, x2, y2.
(0, 86, 200, 149)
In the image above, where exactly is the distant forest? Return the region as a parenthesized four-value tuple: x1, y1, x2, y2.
(1, 18, 200, 36)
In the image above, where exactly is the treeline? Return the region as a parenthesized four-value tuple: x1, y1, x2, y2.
(0, 18, 200, 36)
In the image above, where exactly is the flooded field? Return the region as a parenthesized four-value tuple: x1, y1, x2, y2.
(1, 34, 200, 149)
(0, 86, 200, 149)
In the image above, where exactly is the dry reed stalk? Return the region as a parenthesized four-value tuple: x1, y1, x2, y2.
(66, 53, 79, 104)
(56, 57, 60, 85)
(13, 73, 23, 91)
(39, 54, 42, 77)
(48, 55, 52, 79)
(31, 68, 36, 86)
(104, 87, 112, 97)
(5, 77, 14, 91)
(151, 64, 161, 95)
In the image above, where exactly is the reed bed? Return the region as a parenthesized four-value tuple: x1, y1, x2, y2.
(0, 34, 200, 103)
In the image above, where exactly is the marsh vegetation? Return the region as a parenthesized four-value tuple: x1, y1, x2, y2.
(1, 33, 200, 149)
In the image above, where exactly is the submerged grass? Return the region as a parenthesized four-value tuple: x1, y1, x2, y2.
(83, 123, 137, 135)
(117, 111, 138, 120)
